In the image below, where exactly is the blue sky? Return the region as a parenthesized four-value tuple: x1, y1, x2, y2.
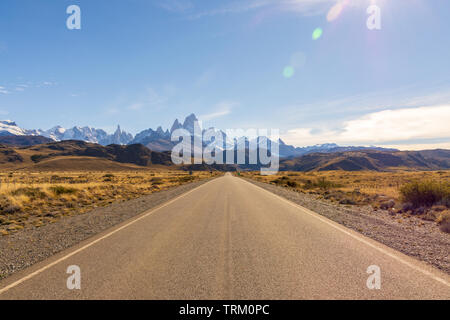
(0, 0, 449, 149)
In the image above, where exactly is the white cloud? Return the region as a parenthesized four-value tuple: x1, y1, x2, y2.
(375, 142, 450, 151)
(0, 86, 10, 94)
(282, 105, 450, 150)
(128, 103, 144, 111)
(200, 101, 237, 121)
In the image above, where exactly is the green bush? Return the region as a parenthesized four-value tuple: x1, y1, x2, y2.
(400, 180, 449, 208)
(50, 186, 77, 196)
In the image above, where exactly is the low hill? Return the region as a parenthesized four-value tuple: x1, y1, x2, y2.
(0, 135, 54, 147)
(279, 149, 450, 171)
(0, 140, 173, 170)
(28, 156, 150, 171)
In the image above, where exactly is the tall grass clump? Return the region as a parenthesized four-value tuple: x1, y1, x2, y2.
(400, 180, 449, 208)
(303, 177, 342, 190)
(49, 185, 77, 196)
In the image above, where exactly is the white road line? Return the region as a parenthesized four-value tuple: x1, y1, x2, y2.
(239, 177, 450, 288)
(0, 178, 217, 295)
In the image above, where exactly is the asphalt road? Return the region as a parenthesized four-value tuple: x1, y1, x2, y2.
(0, 173, 449, 299)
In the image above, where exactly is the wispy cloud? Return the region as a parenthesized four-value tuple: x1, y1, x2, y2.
(126, 88, 167, 111)
(200, 101, 238, 121)
(188, 0, 339, 19)
(1, 82, 57, 94)
(35, 81, 56, 88)
(195, 69, 215, 87)
(280, 82, 450, 126)
(0, 86, 10, 94)
(156, 0, 193, 13)
(281, 104, 450, 150)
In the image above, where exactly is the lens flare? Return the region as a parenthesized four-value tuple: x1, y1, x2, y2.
(283, 66, 295, 78)
(327, 2, 344, 22)
(312, 28, 323, 40)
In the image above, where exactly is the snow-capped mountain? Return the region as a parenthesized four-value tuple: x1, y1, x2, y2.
(0, 120, 34, 136)
(0, 116, 397, 155)
(0, 121, 133, 146)
(131, 114, 209, 152)
(101, 125, 134, 145)
(38, 125, 133, 145)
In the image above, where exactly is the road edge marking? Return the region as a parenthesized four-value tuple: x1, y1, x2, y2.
(239, 177, 450, 288)
(0, 177, 219, 295)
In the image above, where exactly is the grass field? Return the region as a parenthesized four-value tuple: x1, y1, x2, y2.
(0, 170, 220, 235)
(239, 170, 450, 231)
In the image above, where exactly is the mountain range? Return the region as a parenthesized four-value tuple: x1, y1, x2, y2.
(0, 115, 398, 158)
(0, 139, 448, 172)
(0, 116, 448, 172)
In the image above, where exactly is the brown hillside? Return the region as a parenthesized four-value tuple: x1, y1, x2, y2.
(279, 149, 450, 171)
(26, 156, 149, 171)
(0, 140, 174, 170)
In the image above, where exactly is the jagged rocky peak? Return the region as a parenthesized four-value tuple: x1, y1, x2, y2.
(170, 119, 182, 133)
(183, 113, 198, 127)
(182, 113, 201, 134)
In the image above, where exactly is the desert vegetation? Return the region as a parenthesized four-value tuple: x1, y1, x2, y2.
(239, 170, 450, 232)
(0, 170, 219, 235)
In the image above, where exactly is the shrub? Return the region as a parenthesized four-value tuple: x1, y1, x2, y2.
(150, 177, 162, 184)
(271, 178, 283, 185)
(3, 205, 21, 214)
(286, 181, 297, 187)
(303, 177, 341, 190)
(178, 176, 195, 183)
(12, 187, 46, 199)
(50, 186, 77, 196)
(400, 180, 449, 208)
(30, 154, 46, 163)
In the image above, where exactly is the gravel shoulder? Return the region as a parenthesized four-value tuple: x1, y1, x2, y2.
(243, 177, 450, 274)
(0, 178, 215, 280)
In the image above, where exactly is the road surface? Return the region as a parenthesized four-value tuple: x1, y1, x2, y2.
(0, 173, 449, 299)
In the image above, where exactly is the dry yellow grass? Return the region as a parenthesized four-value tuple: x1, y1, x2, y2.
(239, 170, 450, 216)
(0, 169, 220, 235)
